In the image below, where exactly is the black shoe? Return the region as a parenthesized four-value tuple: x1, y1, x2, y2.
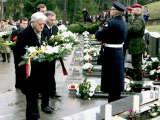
(50, 93, 61, 98)
(54, 94, 61, 97)
(41, 106, 54, 114)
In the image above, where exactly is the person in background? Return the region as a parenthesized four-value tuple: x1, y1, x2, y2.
(42, 11, 60, 98)
(37, 4, 47, 14)
(128, 4, 145, 81)
(143, 6, 149, 21)
(11, 18, 28, 89)
(82, 8, 92, 22)
(95, 1, 128, 102)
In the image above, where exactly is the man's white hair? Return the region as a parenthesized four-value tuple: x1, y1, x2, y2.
(31, 12, 47, 22)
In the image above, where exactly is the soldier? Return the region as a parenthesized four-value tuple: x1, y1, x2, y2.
(128, 4, 145, 81)
(96, 1, 128, 102)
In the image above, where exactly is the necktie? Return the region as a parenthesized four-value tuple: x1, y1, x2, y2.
(49, 28, 52, 36)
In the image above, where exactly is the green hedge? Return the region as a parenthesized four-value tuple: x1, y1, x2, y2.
(68, 22, 99, 34)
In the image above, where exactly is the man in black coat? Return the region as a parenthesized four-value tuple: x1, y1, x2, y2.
(96, 1, 128, 102)
(42, 11, 60, 98)
(82, 8, 92, 23)
(15, 12, 53, 120)
(11, 18, 28, 89)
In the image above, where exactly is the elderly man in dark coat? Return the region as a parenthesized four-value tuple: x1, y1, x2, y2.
(15, 12, 54, 120)
(96, 1, 128, 102)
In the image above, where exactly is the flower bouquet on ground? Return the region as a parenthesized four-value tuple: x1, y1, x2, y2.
(82, 54, 92, 63)
(142, 56, 160, 81)
(125, 109, 139, 120)
(148, 104, 160, 117)
(76, 78, 97, 100)
(82, 31, 89, 38)
(130, 81, 144, 93)
(68, 83, 79, 94)
(82, 62, 94, 74)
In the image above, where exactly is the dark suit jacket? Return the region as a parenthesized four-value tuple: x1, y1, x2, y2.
(42, 24, 58, 94)
(43, 24, 58, 42)
(15, 25, 50, 92)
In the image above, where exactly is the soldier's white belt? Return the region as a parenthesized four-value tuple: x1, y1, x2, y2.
(104, 43, 123, 48)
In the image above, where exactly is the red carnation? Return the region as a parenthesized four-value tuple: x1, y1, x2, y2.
(71, 85, 75, 89)
(13, 36, 17, 41)
(88, 70, 92, 74)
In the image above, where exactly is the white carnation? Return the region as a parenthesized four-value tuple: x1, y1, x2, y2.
(83, 54, 92, 61)
(150, 69, 156, 75)
(151, 57, 159, 62)
(58, 24, 67, 32)
(27, 47, 37, 54)
(82, 63, 93, 70)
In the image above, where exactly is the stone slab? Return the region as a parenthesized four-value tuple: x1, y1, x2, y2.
(0, 52, 15, 94)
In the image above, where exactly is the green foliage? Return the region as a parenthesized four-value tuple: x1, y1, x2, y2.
(23, 0, 56, 19)
(68, 22, 99, 34)
(68, 24, 85, 33)
(130, 81, 144, 88)
(81, 22, 99, 34)
(149, 104, 160, 116)
(79, 78, 91, 100)
(138, 0, 160, 5)
(0, 37, 6, 53)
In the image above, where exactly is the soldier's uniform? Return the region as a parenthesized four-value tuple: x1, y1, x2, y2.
(96, 1, 128, 102)
(128, 4, 145, 81)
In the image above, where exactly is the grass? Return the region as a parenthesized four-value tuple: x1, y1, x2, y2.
(146, 25, 160, 33)
(143, 1, 160, 19)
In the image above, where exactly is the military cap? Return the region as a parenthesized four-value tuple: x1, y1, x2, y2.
(112, 1, 126, 11)
(127, 6, 132, 11)
(132, 3, 142, 8)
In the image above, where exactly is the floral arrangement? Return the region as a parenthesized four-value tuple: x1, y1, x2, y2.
(142, 56, 160, 81)
(124, 78, 152, 92)
(82, 54, 93, 63)
(82, 31, 89, 38)
(68, 83, 79, 90)
(149, 104, 160, 117)
(126, 109, 139, 120)
(0, 31, 12, 53)
(23, 43, 74, 62)
(76, 78, 97, 100)
(83, 47, 99, 57)
(82, 63, 94, 74)
(58, 24, 68, 33)
(49, 25, 79, 47)
(129, 81, 144, 92)
(124, 78, 134, 92)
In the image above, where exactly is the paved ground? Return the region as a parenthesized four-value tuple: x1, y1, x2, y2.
(0, 43, 107, 120)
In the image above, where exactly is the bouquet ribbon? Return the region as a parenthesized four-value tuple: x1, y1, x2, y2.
(26, 49, 44, 79)
(59, 57, 68, 76)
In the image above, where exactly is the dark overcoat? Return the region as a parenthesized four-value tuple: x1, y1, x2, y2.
(96, 16, 128, 94)
(42, 24, 58, 95)
(15, 25, 50, 93)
